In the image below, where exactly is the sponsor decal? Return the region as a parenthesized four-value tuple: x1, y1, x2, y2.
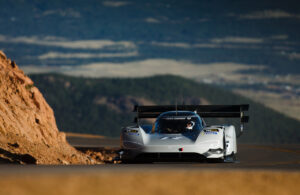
(205, 131, 218, 135)
(125, 129, 139, 136)
(128, 133, 139, 136)
(203, 129, 219, 135)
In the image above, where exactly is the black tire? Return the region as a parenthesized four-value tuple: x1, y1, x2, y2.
(224, 152, 237, 163)
(206, 158, 224, 163)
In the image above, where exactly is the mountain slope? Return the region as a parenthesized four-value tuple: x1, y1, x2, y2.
(30, 74, 300, 143)
(0, 52, 93, 164)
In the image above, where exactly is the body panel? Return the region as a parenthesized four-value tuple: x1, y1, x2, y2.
(120, 120, 237, 161)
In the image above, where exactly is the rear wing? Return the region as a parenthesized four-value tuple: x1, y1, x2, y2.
(134, 104, 249, 137)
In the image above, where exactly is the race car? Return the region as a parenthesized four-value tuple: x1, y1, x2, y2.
(120, 105, 249, 163)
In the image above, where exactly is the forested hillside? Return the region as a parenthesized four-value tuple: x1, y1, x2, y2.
(30, 74, 300, 143)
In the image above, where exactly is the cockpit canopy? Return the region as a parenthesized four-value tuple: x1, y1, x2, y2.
(155, 111, 203, 134)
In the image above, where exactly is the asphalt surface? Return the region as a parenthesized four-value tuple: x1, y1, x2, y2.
(69, 136, 300, 170)
(0, 136, 299, 173)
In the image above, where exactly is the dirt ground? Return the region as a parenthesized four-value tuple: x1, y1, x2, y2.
(0, 170, 299, 195)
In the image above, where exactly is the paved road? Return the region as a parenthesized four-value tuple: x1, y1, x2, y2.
(0, 137, 298, 174)
(67, 136, 300, 170)
(67, 135, 120, 148)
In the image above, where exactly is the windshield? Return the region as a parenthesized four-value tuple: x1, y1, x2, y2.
(156, 115, 202, 134)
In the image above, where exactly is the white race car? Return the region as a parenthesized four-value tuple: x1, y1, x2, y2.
(120, 105, 249, 163)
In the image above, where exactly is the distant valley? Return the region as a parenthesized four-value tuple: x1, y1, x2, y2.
(1, 0, 299, 120)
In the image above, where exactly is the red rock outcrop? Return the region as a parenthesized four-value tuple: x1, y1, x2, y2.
(0, 51, 96, 164)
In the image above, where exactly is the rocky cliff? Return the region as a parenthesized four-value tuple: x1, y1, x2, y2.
(0, 51, 95, 164)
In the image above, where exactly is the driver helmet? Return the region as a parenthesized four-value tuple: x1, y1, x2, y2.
(186, 121, 195, 130)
